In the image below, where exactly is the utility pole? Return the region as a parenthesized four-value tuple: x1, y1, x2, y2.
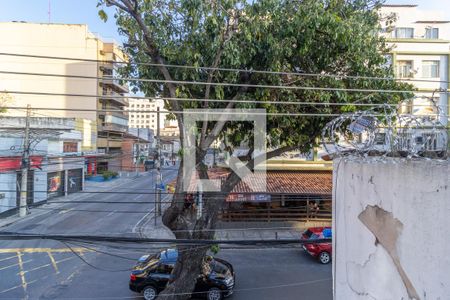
(135, 127, 140, 177)
(156, 107, 162, 217)
(196, 182, 203, 220)
(19, 105, 31, 217)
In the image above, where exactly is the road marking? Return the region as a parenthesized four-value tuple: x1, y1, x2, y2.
(16, 252, 28, 297)
(0, 259, 32, 271)
(133, 194, 144, 200)
(0, 283, 23, 294)
(106, 210, 116, 217)
(47, 251, 59, 274)
(0, 255, 16, 262)
(0, 248, 89, 253)
(132, 209, 154, 233)
(58, 208, 73, 214)
(18, 256, 75, 275)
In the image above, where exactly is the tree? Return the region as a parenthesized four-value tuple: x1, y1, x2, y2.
(97, 0, 413, 299)
(0, 91, 12, 113)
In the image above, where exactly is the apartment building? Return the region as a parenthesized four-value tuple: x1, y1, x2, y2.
(0, 22, 129, 172)
(379, 4, 450, 125)
(127, 98, 166, 131)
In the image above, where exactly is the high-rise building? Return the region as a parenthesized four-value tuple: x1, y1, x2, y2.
(127, 98, 165, 131)
(0, 22, 129, 172)
(379, 4, 450, 125)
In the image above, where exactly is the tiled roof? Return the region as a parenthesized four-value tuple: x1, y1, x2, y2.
(231, 171, 332, 195)
(170, 168, 332, 196)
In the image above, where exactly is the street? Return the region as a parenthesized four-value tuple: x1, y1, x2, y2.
(0, 167, 332, 300)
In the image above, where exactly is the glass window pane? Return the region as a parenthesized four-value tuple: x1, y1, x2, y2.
(397, 61, 413, 78)
(394, 27, 414, 38)
(422, 61, 439, 78)
(425, 28, 439, 39)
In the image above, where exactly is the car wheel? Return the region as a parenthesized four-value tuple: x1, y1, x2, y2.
(143, 286, 158, 300)
(319, 251, 331, 264)
(207, 287, 223, 300)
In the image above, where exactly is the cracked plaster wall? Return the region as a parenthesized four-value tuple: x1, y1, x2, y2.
(333, 158, 450, 300)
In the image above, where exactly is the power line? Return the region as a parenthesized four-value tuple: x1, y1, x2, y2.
(0, 69, 433, 94)
(1, 51, 449, 85)
(4, 105, 448, 118)
(0, 90, 388, 107)
(3, 89, 440, 108)
(0, 232, 331, 246)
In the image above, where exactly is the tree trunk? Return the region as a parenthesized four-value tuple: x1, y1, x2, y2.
(158, 157, 239, 299)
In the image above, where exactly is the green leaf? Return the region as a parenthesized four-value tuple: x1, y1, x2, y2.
(98, 9, 108, 22)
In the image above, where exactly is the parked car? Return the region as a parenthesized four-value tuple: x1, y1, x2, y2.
(129, 249, 235, 300)
(301, 227, 332, 264)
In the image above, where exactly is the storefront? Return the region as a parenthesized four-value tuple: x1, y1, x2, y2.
(47, 171, 65, 198)
(67, 169, 83, 194)
(45, 156, 85, 199)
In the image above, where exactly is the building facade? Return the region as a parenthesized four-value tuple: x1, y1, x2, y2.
(379, 4, 450, 125)
(127, 98, 166, 131)
(0, 117, 84, 215)
(0, 22, 129, 173)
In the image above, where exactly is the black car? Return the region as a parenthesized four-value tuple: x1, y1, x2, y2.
(129, 249, 235, 300)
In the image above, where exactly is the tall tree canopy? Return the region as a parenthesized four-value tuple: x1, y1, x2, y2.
(98, 0, 412, 299)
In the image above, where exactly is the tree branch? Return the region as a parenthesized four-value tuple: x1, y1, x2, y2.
(107, 0, 181, 113)
(200, 16, 232, 145)
(200, 73, 251, 150)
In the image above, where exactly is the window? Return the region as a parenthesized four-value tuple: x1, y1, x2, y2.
(393, 27, 414, 38)
(146, 104, 150, 108)
(425, 27, 439, 39)
(146, 120, 150, 123)
(63, 142, 78, 153)
(422, 61, 440, 78)
(396, 61, 414, 78)
(154, 263, 174, 275)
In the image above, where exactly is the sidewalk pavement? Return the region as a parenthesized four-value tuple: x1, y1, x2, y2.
(142, 211, 331, 243)
(0, 172, 150, 229)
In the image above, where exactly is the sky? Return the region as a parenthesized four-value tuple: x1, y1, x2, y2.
(0, 0, 449, 46)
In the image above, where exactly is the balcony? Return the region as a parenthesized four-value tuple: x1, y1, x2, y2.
(99, 65, 129, 93)
(101, 76, 129, 93)
(100, 88, 128, 107)
(99, 114, 128, 133)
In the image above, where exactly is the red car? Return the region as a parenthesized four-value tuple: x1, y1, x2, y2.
(301, 227, 332, 264)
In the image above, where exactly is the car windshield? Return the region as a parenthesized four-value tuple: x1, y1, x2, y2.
(303, 230, 319, 239)
(201, 257, 228, 276)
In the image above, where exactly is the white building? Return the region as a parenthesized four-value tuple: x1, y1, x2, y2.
(379, 4, 450, 125)
(127, 98, 166, 131)
(0, 117, 84, 215)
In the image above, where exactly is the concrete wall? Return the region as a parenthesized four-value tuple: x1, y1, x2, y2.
(333, 158, 450, 300)
(0, 172, 17, 214)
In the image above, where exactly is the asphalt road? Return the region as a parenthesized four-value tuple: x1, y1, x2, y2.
(0, 166, 332, 300)
(0, 167, 179, 299)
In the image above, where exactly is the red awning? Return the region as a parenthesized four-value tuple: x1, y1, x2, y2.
(0, 156, 43, 172)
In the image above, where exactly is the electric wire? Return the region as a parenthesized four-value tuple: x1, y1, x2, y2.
(2, 90, 439, 107)
(1, 51, 449, 84)
(0, 70, 435, 94)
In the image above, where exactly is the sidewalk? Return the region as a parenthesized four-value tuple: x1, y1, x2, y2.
(141, 213, 331, 243)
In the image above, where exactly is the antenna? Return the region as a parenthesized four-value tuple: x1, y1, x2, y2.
(48, 0, 51, 23)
